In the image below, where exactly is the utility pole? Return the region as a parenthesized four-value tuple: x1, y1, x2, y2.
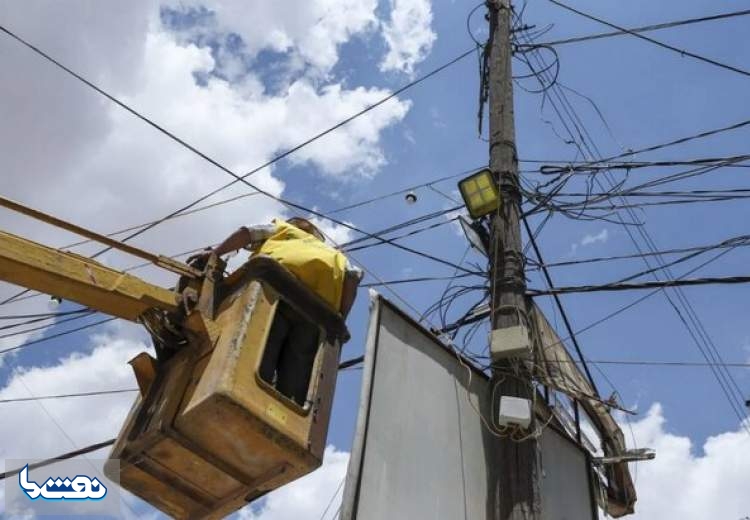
(487, 1, 540, 519)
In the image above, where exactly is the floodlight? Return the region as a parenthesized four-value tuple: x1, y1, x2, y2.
(457, 169, 501, 219)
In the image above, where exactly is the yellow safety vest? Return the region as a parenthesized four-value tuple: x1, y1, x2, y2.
(257, 220, 348, 311)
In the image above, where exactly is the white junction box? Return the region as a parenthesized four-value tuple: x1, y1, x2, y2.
(497, 396, 532, 429)
(490, 324, 531, 359)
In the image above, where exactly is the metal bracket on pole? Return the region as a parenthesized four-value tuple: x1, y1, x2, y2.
(593, 449, 655, 465)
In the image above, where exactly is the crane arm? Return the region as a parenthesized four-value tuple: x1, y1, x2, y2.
(0, 230, 178, 321)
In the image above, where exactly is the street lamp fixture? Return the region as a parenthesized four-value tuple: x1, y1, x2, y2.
(457, 168, 501, 219)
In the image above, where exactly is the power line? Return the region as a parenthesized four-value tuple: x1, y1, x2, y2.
(535, 8, 750, 47)
(515, 17, 750, 431)
(0, 439, 116, 481)
(0, 317, 116, 356)
(549, 0, 750, 79)
(522, 216, 598, 394)
(529, 275, 750, 296)
(539, 117, 750, 175)
(0, 388, 137, 404)
(0, 309, 90, 320)
(0, 20, 475, 253)
(360, 272, 479, 288)
(0, 165, 482, 308)
(0, 310, 95, 337)
(327, 165, 485, 215)
(0, 349, 397, 484)
(529, 234, 750, 270)
(0, 209, 476, 340)
(553, 359, 750, 369)
(539, 154, 750, 176)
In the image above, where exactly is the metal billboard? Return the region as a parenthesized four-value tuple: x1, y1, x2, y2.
(341, 294, 597, 520)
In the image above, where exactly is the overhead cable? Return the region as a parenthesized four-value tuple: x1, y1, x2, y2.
(549, 0, 750, 79)
(0, 440, 116, 481)
(0, 20, 474, 252)
(0, 389, 137, 404)
(535, 8, 750, 47)
(522, 216, 598, 394)
(528, 275, 750, 296)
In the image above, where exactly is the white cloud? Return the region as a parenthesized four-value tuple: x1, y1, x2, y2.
(624, 403, 750, 519)
(380, 0, 436, 75)
(0, 0, 411, 339)
(237, 446, 349, 520)
(166, 0, 379, 75)
(0, 337, 144, 462)
(569, 228, 608, 256)
(581, 228, 609, 247)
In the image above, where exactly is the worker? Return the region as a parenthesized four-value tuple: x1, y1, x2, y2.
(189, 217, 362, 405)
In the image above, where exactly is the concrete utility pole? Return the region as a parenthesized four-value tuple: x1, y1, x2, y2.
(487, 1, 540, 519)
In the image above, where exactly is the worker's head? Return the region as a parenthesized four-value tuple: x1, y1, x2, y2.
(287, 217, 325, 242)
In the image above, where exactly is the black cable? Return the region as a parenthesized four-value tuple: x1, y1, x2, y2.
(0, 164, 486, 308)
(535, 8, 750, 47)
(341, 206, 462, 248)
(327, 165, 486, 215)
(0, 317, 116, 356)
(539, 117, 750, 175)
(550, 0, 750, 79)
(529, 275, 750, 296)
(522, 216, 598, 394)
(516, 15, 750, 431)
(0, 389, 137, 404)
(537, 358, 750, 368)
(530, 234, 750, 270)
(0, 20, 475, 256)
(345, 218, 458, 254)
(0, 309, 90, 320)
(0, 439, 116, 480)
(0, 350, 392, 485)
(540, 154, 750, 175)
(0, 310, 96, 337)
(360, 272, 480, 288)
(0, 308, 92, 332)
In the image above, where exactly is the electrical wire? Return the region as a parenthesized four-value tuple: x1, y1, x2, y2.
(360, 272, 480, 288)
(514, 11, 750, 433)
(549, 0, 750, 79)
(0, 310, 95, 337)
(534, 8, 750, 48)
(0, 317, 116, 356)
(529, 234, 750, 270)
(522, 215, 598, 393)
(0, 20, 475, 259)
(0, 440, 116, 480)
(0, 389, 137, 404)
(529, 274, 750, 296)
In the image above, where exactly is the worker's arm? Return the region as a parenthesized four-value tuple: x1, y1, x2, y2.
(213, 227, 253, 256)
(188, 225, 274, 264)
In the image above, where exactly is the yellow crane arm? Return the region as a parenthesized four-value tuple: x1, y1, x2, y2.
(0, 230, 178, 321)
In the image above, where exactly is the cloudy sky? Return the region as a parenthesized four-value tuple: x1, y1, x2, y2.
(1, 0, 749, 518)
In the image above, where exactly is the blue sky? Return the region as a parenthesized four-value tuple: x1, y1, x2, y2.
(1, 0, 750, 518)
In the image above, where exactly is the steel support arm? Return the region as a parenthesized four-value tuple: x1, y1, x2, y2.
(0, 230, 178, 321)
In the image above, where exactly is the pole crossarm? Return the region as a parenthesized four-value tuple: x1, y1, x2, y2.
(0, 230, 178, 322)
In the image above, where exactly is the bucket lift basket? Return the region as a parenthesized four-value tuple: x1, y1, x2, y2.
(105, 256, 348, 519)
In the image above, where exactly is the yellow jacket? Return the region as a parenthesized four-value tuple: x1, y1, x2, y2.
(256, 220, 348, 311)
